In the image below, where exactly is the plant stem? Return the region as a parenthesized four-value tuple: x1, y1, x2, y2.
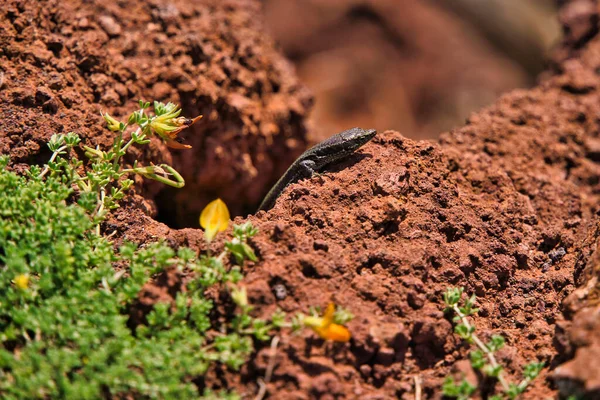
(452, 304, 509, 392)
(95, 188, 106, 235)
(112, 130, 124, 170)
(38, 145, 67, 179)
(254, 336, 279, 400)
(516, 376, 533, 394)
(120, 127, 143, 154)
(414, 375, 422, 400)
(121, 164, 185, 188)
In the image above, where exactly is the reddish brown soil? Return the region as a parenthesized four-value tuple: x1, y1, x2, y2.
(3, 0, 600, 399)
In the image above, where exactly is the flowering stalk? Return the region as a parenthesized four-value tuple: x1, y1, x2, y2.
(38, 100, 200, 230)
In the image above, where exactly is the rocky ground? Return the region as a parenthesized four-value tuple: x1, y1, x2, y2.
(2, 0, 600, 398)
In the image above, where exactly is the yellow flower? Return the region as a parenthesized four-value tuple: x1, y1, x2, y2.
(101, 112, 122, 132)
(304, 303, 351, 342)
(200, 198, 230, 242)
(149, 103, 202, 149)
(13, 274, 29, 290)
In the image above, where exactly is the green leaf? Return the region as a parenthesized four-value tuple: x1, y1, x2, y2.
(523, 361, 544, 380)
(469, 350, 485, 369)
(458, 294, 479, 316)
(482, 364, 503, 378)
(506, 383, 524, 399)
(251, 319, 272, 341)
(0, 155, 9, 169)
(443, 287, 463, 307)
(64, 132, 81, 147)
(333, 306, 354, 325)
(487, 335, 505, 352)
(271, 309, 287, 328)
(77, 191, 98, 212)
(442, 376, 475, 400)
(455, 324, 475, 340)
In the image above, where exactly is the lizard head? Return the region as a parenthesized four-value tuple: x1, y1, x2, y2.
(310, 127, 377, 161)
(339, 127, 377, 150)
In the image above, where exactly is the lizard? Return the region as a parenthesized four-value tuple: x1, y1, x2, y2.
(258, 127, 377, 211)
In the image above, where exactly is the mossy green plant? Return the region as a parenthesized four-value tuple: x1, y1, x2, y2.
(0, 102, 274, 399)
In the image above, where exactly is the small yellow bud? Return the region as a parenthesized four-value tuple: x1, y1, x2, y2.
(200, 198, 230, 242)
(231, 285, 248, 309)
(13, 274, 29, 290)
(101, 112, 122, 132)
(127, 112, 138, 126)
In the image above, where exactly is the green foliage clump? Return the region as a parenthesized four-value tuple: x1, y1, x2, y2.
(0, 102, 272, 399)
(442, 287, 544, 400)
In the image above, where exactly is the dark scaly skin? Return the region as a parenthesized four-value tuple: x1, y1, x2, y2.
(258, 127, 377, 211)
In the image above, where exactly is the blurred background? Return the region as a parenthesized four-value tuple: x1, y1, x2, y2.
(262, 0, 562, 142)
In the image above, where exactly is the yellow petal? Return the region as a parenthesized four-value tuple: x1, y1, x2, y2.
(200, 199, 230, 242)
(13, 274, 29, 289)
(150, 121, 179, 136)
(164, 136, 192, 149)
(315, 323, 351, 342)
(189, 115, 203, 125)
(321, 303, 336, 328)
